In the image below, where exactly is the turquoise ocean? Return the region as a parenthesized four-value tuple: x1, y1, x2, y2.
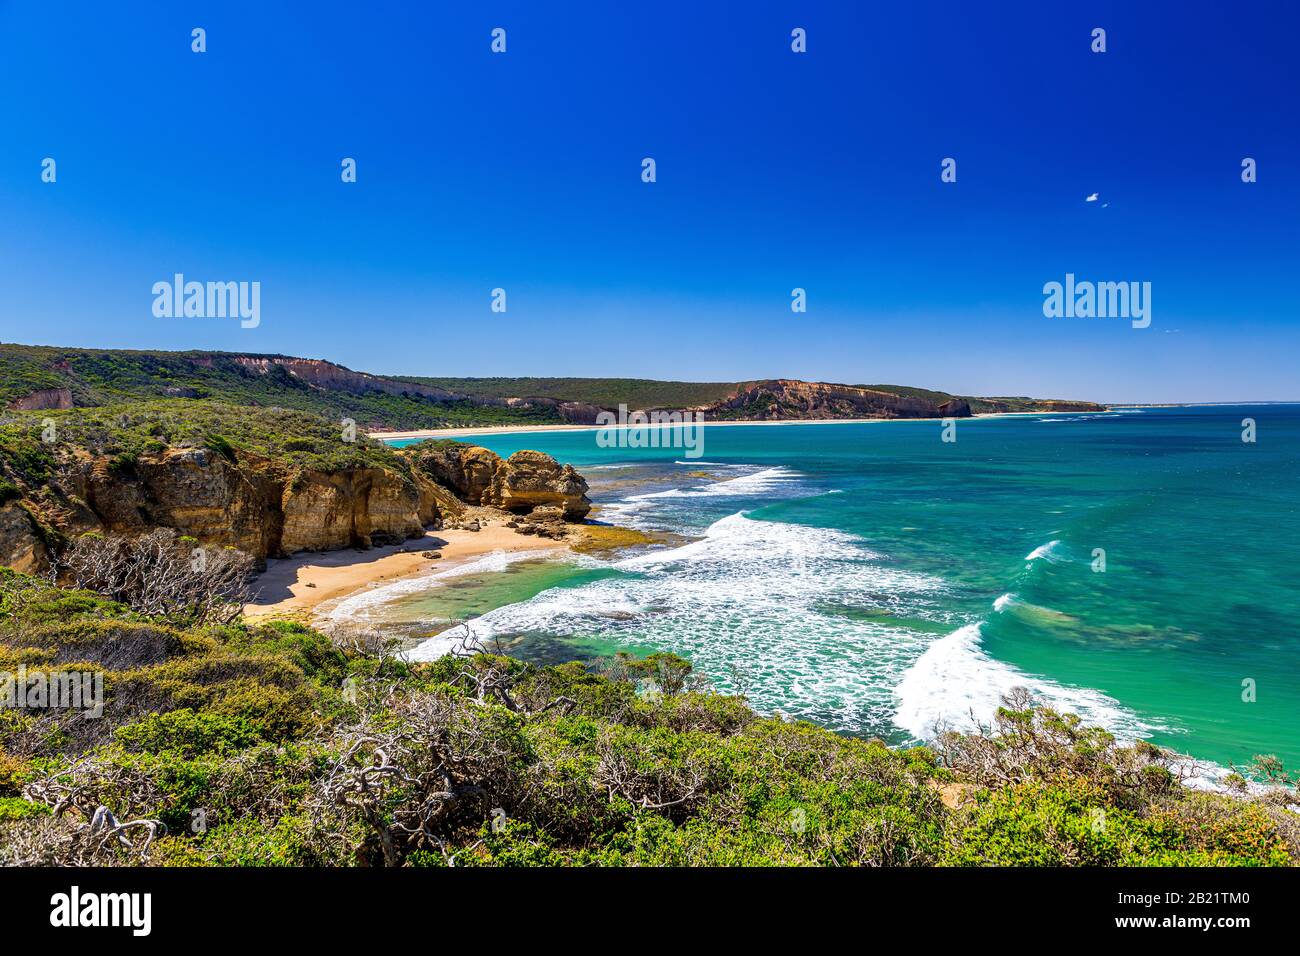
(348, 406, 1299, 779)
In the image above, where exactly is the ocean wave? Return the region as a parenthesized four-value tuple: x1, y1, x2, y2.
(627, 466, 800, 501)
(991, 591, 1077, 624)
(893, 622, 1163, 742)
(1038, 413, 1124, 422)
(407, 511, 950, 731)
(596, 466, 805, 530)
(615, 510, 879, 569)
(403, 630, 472, 662)
(1024, 539, 1065, 563)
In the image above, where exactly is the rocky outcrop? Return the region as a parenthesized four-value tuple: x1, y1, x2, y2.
(228, 356, 464, 402)
(488, 450, 591, 517)
(1, 437, 592, 571)
(76, 449, 279, 557)
(276, 468, 426, 552)
(410, 445, 591, 519)
(407, 445, 500, 505)
(704, 380, 972, 420)
(510, 504, 571, 539)
(503, 397, 605, 424)
(0, 502, 47, 574)
(55, 448, 433, 560)
(7, 387, 73, 411)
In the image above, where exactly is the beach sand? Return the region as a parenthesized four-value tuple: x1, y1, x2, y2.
(243, 522, 566, 622)
(370, 411, 1110, 442)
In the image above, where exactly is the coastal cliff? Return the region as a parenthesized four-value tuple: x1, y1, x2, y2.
(0, 343, 1106, 430)
(705, 379, 973, 420)
(0, 403, 591, 571)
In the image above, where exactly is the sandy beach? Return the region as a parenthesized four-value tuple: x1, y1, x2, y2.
(243, 521, 567, 621)
(369, 411, 1112, 442)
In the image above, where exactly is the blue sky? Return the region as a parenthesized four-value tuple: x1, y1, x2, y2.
(1, 0, 1296, 402)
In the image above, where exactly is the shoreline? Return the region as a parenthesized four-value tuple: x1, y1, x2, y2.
(248, 407, 1118, 623)
(243, 522, 568, 622)
(371, 410, 1114, 442)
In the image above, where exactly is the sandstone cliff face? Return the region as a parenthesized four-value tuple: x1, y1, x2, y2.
(0, 438, 592, 572)
(78, 449, 278, 556)
(7, 387, 74, 411)
(277, 468, 425, 553)
(0, 502, 47, 574)
(487, 450, 591, 517)
(44, 448, 433, 561)
(411, 445, 591, 519)
(228, 356, 463, 402)
(706, 380, 972, 420)
(503, 397, 605, 424)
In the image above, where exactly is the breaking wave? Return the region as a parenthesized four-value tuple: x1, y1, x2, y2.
(409, 510, 949, 732)
(893, 622, 1163, 742)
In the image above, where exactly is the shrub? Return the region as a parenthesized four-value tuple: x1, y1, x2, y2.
(0, 480, 21, 505)
(115, 709, 264, 758)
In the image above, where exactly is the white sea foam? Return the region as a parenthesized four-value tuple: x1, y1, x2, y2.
(893, 622, 1162, 742)
(628, 466, 800, 501)
(403, 630, 473, 662)
(598, 466, 804, 529)
(892, 621, 1249, 789)
(408, 511, 949, 730)
(1024, 539, 1065, 563)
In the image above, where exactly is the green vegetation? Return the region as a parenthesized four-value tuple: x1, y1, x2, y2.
(857, 383, 963, 404)
(1, 344, 1104, 433)
(0, 568, 1293, 867)
(965, 396, 1105, 414)
(0, 344, 563, 430)
(402, 376, 740, 410)
(0, 401, 410, 494)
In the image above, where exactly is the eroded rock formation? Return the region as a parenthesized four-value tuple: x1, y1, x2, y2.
(0, 502, 47, 574)
(705, 380, 972, 420)
(7, 387, 74, 411)
(0, 440, 588, 571)
(408, 444, 591, 519)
